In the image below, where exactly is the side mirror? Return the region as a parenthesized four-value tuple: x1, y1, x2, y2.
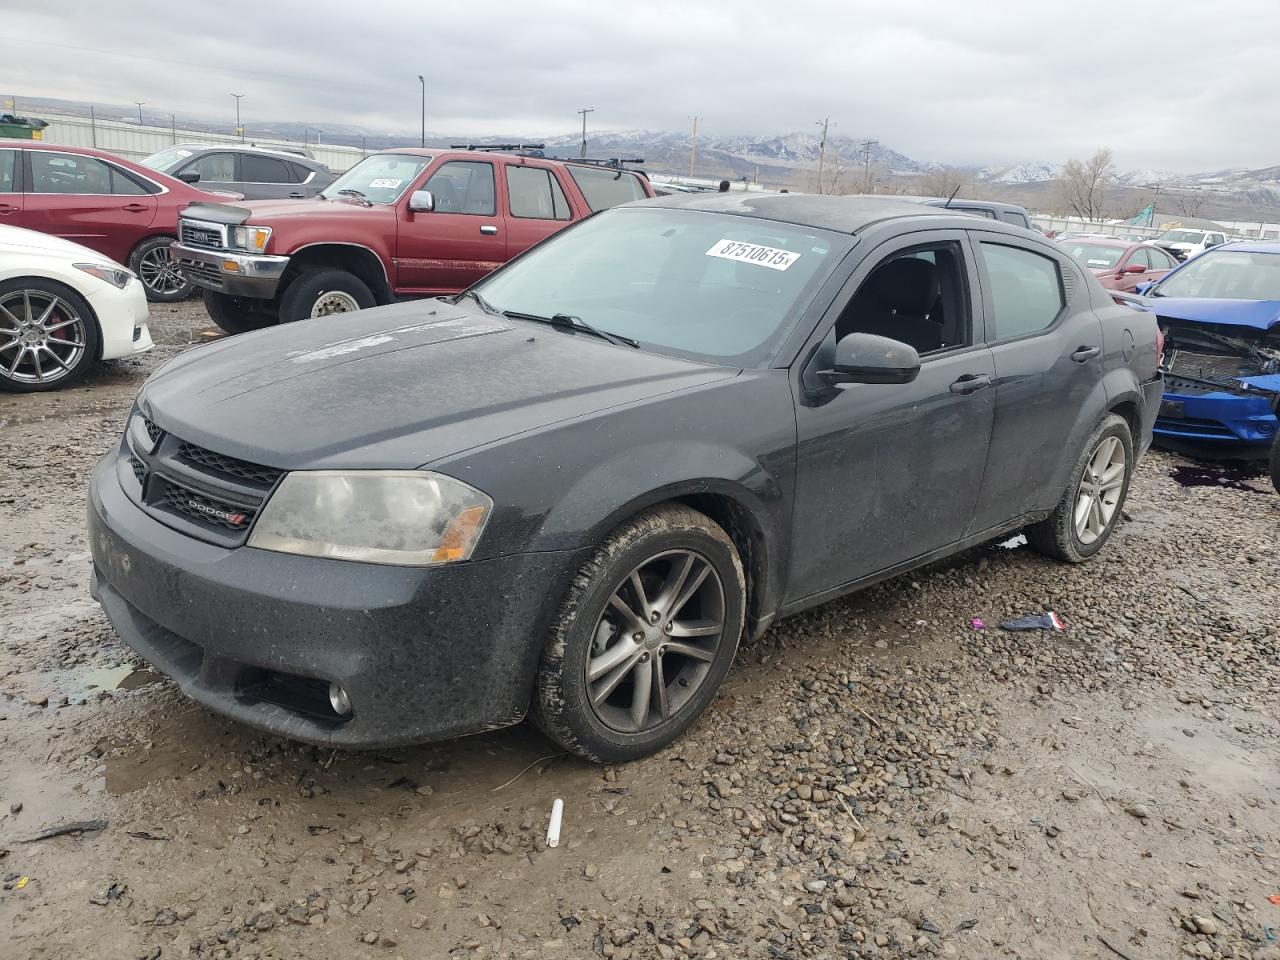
(819, 332, 921, 386)
(177, 170, 201, 184)
(1122, 262, 1147, 274)
(408, 190, 435, 213)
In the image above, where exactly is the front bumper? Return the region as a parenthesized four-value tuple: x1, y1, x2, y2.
(87, 450, 588, 748)
(169, 242, 290, 299)
(91, 278, 152, 361)
(1153, 380, 1278, 446)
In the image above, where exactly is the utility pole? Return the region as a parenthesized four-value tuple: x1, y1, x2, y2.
(417, 76, 425, 147)
(688, 116, 701, 179)
(134, 101, 145, 125)
(858, 139, 877, 194)
(577, 107, 594, 159)
(171, 113, 176, 144)
(231, 93, 244, 140)
(1150, 184, 1161, 227)
(90, 105, 97, 147)
(815, 118, 830, 195)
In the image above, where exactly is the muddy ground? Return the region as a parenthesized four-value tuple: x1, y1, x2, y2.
(1, 300, 1279, 960)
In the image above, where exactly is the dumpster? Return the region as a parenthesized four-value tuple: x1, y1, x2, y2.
(0, 114, 49, 140)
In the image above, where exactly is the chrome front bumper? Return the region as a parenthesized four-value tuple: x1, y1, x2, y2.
(169, 242, 290, 299)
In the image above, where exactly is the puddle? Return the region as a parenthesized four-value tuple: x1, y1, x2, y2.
(1170, 460, 1268, 493)
(80, 664, 163, 693)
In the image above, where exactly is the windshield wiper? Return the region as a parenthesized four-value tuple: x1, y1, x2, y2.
(500, 310, 638, 348)
(335, 188, 372, 206)
(455, 289, 501, 316)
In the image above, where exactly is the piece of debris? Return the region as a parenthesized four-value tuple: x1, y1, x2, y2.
(126, 831, 168, 842)
(21, 819, 108, 843)
(969, 618, 986, 630)
(89, 882, 127, 905)
(547, 798, 564, 848)
(999, 612, 1065, 631)
(1123, 804, 1152, 820)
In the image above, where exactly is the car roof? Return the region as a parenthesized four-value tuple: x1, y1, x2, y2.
(1061, 237, 1130, 248)
(630, 191, 1034, 236)
(1214, 240, 1280, 254)
(165, 143, 322, 165)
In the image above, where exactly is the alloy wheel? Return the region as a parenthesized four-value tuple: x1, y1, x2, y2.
(1073, 435, 1126, 545)
(586, 549, 726, 734)
(137, 247, 188, 297)
(311, 291, 361, 317)
(0, 289, 88, 386)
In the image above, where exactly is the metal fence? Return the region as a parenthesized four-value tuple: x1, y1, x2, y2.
(32, 112, 367, 172)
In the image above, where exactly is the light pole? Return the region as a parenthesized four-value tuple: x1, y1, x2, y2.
(815, 118, 830, 194)
(577, 107, 594, 159)
(134, 101, 145, 125)
(689, 116, 701, 179)
(418, 76, 425, 148)
(231, 93, 244, 141)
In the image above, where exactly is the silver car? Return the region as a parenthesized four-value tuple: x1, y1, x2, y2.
(140, 144, 335, 200)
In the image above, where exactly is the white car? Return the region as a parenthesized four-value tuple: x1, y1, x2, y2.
(1151, 228, 1229, 261)
(0, 225, 152, 392)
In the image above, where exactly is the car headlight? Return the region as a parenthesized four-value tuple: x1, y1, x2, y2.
(229, 225, 272, 254)
(74, 262, 132, 289)
(248, 470, 493, 566)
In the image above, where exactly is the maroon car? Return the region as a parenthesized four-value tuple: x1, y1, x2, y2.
(0, 139, 239, 301)
(1058, 238, 1177, 293)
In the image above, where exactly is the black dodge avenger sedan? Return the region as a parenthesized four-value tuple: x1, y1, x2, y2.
(88, 194, 1162, 762)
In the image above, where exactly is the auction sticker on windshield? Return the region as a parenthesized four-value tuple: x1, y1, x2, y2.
(369, 178, 403, 189)
(706, 239, 800, 271)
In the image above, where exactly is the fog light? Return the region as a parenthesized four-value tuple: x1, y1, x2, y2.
(328, 682, 352, 717)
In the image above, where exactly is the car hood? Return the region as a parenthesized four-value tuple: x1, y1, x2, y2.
(0, 224, 123, 264)
(140, 300, 738, 470)
(180, 197, 390, 226)
(1150, 297, 1280, 333)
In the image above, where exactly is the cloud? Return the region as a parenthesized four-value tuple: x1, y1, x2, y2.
(2, 0, 1276, 172)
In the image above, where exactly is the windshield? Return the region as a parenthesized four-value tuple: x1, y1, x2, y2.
(1065, 243, 1125, 269)
(474, 207, 844, 367)
(1158, 229, 1205, 245)
(141, 146, 196, 171)
(321, 154, 431, 204)
(1154, 249, 1280, 300)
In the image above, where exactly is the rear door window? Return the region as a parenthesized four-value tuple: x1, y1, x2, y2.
(565, 165, 648, 212)
(0, 150, 17, 192)
(506, 165, 571, 220)
(978, 242, 1065, 341)
(242, 154, 293, 184)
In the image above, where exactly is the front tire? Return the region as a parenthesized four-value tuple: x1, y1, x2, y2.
(203, 290, 278, 335)
(278, 268, 374, 323)
(1027, 413, 1134, 562)
(0, 278, 101, 392)
(129, 236, 192, 303)
(532, 505, 746, 763)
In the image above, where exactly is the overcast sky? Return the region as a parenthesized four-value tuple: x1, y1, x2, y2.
(2, 1, 1275, 172)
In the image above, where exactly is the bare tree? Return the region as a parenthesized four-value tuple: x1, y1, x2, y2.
(916, 168, 970, 198)
(1174, 191, 1208, 218)
(1056, 148, 1115, 221)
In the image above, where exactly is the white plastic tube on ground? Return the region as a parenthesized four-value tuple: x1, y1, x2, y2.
(547, 798, 564, 848)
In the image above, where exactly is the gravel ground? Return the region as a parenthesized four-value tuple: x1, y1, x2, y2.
(1, 300, 1278, 960)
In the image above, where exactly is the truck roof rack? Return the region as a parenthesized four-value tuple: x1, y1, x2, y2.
(563, 157, 646, 169)
(450, 143, 547, 156)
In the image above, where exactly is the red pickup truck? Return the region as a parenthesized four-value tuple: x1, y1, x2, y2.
(170, 147, 654, 333)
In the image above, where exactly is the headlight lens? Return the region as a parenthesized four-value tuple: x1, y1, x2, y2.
(229, 225, 272, 254)
(74, 262, 132, 288)
(248, 470, 492, 566)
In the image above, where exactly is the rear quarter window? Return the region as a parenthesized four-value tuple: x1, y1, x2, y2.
(566, 166, 648, 212)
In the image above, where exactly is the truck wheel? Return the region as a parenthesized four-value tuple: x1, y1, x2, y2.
(129, 236, 192, 303)
(203, 290, 278, 335)
(278, 269, 374, 323)
(1026, 413, 1134, 563)
(1269, 432, 1280, 495)
(531, 504, 746, 763)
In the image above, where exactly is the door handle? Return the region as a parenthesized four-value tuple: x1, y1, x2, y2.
(121, 203, 148, 212)
(950, 374, 992, 395)
(288, 192, 304, 198)
(1070, 345, 1100, 363)
(480, 225, 498, 235)
(0, 204, 15, 216)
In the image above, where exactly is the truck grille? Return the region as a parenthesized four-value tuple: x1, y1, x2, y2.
(174, 256, 225, 290)
(179, 220, 226, 250)
(123, 414, 282, 546)
(1166, 348, 1256, 383)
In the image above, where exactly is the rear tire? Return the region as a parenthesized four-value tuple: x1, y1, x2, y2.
(203, 290, 278, 335)
(129, 236, 192, 303)
(1027, 413, 1134, 563)
(1269, 432, 1280, 495)
(278, 268, 374, 323)
(532, 505, 746, 763)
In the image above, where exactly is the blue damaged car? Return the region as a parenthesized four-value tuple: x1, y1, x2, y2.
(1125, 242, 1280, 481)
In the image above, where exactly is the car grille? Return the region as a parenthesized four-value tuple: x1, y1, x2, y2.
(123, 414, 281, 546)
(178, 220, 226, 250)
(176, 441, 284, 486)
(1165, 348, 1256, 382)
